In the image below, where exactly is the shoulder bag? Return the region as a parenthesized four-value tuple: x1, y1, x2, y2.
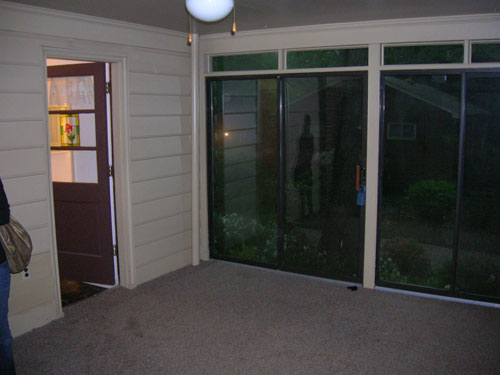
(0, 216, 33, 274)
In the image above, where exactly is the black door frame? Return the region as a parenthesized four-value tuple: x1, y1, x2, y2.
(206, 71, 368, 283)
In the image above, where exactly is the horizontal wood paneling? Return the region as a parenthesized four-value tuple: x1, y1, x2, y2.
(0, 121, 46, 150)
(0, 35, 42, 65)
(135, 247, 192, 285)
(130, 135, 191, 160)
(0, 2, 194, 338)
(10, 252, 56, 314)
(0, 148, 47, 178)
(0, 93, 44, 121)
(131, 173, 191, 204)
(129, 94, 191, 117)
(129, 72, 190, 96)
(133, 192, 191, 226)
(129, 115, 191, 139)
(123, 32, 193, 285)
(131, 154, 191, 182)
(134, 211, 191, 247)
(1, 2, 190, 53)
(28, 225, 51, 254)
(135, 229, 191, 267)
(2, 174, 49, 205)
(128, 51, 190, 76)
(0, 64, 43, 92)
(10, 200, 50, 229)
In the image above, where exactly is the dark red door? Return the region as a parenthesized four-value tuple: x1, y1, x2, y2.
(48, 63, 115, 285)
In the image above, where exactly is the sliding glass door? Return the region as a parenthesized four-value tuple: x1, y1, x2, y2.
(208, 73, 367, 282)
(378, 71, 500, 302)
(209, 79, 279, 265)
(457, 73, 500, 299)
(283, 76, 366, 280)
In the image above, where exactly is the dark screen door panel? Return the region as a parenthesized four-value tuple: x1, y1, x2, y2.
(49, 63, 114, 285)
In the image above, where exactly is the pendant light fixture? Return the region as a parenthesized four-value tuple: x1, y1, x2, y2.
(186, 0, 237, 44)
(186, 0, 234, 22)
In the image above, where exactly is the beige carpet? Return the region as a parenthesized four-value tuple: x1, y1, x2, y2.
(14, 260, 500, 374)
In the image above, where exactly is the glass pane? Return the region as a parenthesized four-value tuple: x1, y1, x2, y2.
(379, 74, 461, 289)
(51, 150, 98, 183)
(457, 73, 500, 298)
(211, 79, 279, 264)
(384, 45, 464, 65)
(211, 53, 278, 72)
(471, 43, 500, 63)
(49, 114, 62, 147)
(47, 76, 94, 110)
(79, 114, 96, 147)
(49, 113, 96, 147)
(284, 76, 366, 280)
(287, 48, 368, 69)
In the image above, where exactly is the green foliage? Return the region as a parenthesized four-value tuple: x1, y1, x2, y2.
(287, 48, 368, 69)
(380, 238, 431, 283)
(379, 238, 500, 297)
(384, 44, 464, 65)
(214, 213, 278, 263)
(471, 43, 500, 63)
(407, 180, 456, 223)
(212, 52, 278, 72)
(378, 255, 408, 284)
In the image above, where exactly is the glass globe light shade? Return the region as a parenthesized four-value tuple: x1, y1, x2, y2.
(186, 0, 234, 22)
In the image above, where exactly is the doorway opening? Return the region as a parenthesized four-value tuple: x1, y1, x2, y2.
(46, 58, 118, 306)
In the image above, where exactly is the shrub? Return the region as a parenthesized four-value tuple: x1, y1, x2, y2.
(407, 180, 456, 224)
(380, 237, 431, 283)
(378, 255, 408, 284)
(214, 212, 278, 263)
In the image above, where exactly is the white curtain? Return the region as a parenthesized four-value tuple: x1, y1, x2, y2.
(47, 76, 94, 110)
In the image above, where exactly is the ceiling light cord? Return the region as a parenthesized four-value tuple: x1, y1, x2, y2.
(188, 14, 193, 45)
(231, 3, 237, 34)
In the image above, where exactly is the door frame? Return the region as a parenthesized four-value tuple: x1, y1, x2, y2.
(206, 71, 368, 283)
(43, 48, 135, 316)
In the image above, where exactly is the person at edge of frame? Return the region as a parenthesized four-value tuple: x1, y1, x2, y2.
(0, 178, 15, 375)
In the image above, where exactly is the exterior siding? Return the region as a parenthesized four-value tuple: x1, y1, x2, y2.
(0, 2, 192, 336)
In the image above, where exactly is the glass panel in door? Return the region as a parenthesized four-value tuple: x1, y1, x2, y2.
(457, 73, 500, 298)
(210, 79, 279, 264)
(283, 75, 366, 280)
(379, 74, 461, 289)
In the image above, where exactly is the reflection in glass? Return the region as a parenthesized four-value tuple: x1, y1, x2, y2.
(379, 74, 461, 289)
(211, 53, 279, 72)
(211, 79, 279, 264)
(471, 43, 500, 63)
(47, 76, 95, 110)
(457, 74, 500, 298)
(51, 150, 98, 183)
(287, 48, 368, 69)
(284, 76, 366, 280)
(384, 44, 464, 65)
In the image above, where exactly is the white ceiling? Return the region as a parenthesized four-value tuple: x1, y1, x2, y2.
(6, 0, 500, 35)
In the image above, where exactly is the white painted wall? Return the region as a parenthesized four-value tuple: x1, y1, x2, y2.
(198, 14, 500, 288)
(0, 1, 192, 336)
